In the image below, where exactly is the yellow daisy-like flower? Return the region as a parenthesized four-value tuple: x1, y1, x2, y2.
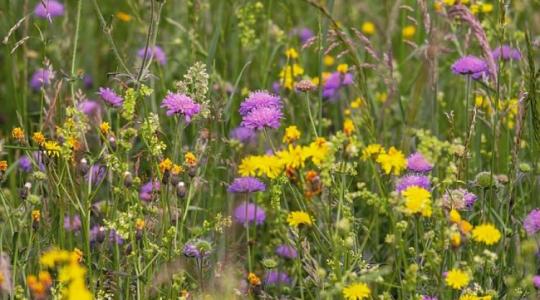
(99, 122, 110, 135)
(449, 209, 461, 223)
(361, 21, 376, 35)
(32, 131, 46, 146)
(343, 119, 355, 136)
(351, 98, 363, 109)
(323, 55, 335, 66)
(337, 63, 349, 74)
(287, 211, 313, 227)
(159, 158, 173, 173)
(375, 146, 406, 175)
(472, 224, 501, 245)
(361, 144, 383, 160)
(11, 127, 25, 141)
(279, 64, 304, 89)
(445, 268, 470, 289)
(342, 282, 371, 300)
(184, 152, 197, 166)
(0, 160, 7, 172)
(402, 186, 432, 217)
(43, 141, 61, 157)
(304, 137, 330, 166)
(283, 125, 301, 144)
(459, 294, 492, 300)
(402, 25, 416, 39)
(116, 11, 132, 22)
(285, 48, 299, 59)
(276, 144, 308, 169)
(239, 155, 259, 177)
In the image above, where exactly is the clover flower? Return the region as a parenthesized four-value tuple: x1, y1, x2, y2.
(228, 177, 266, 193)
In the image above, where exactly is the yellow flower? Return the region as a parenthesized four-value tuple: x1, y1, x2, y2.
(481, 3, 493, 13)
(472, 224, 501, 245)
(470, 4, 480, 14)
(343, 282, 371, 300)
(279, 64, 304, 89)
(459, 220, 473, 234)
(323, 55, 335, 66)
(443, 0, 456, 4)
(11, 127, 25, 141)
(0, 160, 7, 172)
(376, 146, 406, 175)
(402, 25, 416, 39)
(450, 232, 461, 247)
(239, 155, 285, 178)
(287, 211, 313, 227)
(361, 144, 383, 160)
(343, 119, 355, 136)
(445, 268, 470, 289)
(185, 152, 197, 166)
(159, 158, 173, 173)
(239, 155, 260, 177)
(376, 91, 387, 103)
(285, 48, 299, 59)
(459, 294, 492, 300)
(171, 164, 183, 175)
(304, 137, 330, 166)
(99, 122, 110, 135)
(276, 144, 308, 169)
(449, 209, 461, 223)
(247, 272, 261, 286)
(43, 141, 61, 157)
(283, 125, 301, 144)
(116, 11, 132, 22)
(135, 218, 145, 230)
(402, 186, 432, 217)
(361, 21, 376, 35)
(32, 210, 41, 222)
(32, 131, 46, 146)
(351, 98, 363, 109)
(337, 63, 349, 74)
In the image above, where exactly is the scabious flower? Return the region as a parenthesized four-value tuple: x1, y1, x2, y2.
(291, 27, 314, 44)
(233, 202, 266, 225)
(442, 188, 478, 210)
(492, 45, 521, 61)
(139, 180, 160, 202)
(98, 87, 124, 107)
(264, 271, 291, 286)
(137, 46, 167, 65)
(78, 100, 101, 117)
(396, 175, 431, 192)
(230, 126, 257, 144)
(533, 275, 540, 288)
(239, 91, 282, 116)
(287, 211, 313, 227)
(407, 152, 433, 173)
(342, 282, 371, 300)
(241, 106, 283, 130)
(228, 177, 266, 193)
(275, 244, 297, 259)
(34, 0, 64, 19)
(445, 268, 470, 289)
(451, 56, 488, 79)
(64, 215, 82, 232)
(402, 186, 432, 217)
(30, 68, 53, 90)
(322, 71, 354, 100)
(524, 209, 540, 235)
(19, 156, 32, 172)
(472, 224, 501, 245)
(160, 92, 201, 123)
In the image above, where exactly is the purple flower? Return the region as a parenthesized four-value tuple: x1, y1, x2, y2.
(90, 225, 106, 245)
(83, 74, 94, 89)
(291, 27, 314, 45)
(160, 92, 201, 123)
(241, 107, 283, 130)
(228, 177, 266, 193)
(230, 126, 257, 143)
(275, 244, 297, 259)
(533, 275, 540, 288)
(64, 215, 82, 232)
(183, 243, 201, 258)
(264, 271, 291, 286)
(407, 152, 433, 173)
(139, 180, 160, 202)
(85, 165, 106, 186)
(442, 188, 477, 210)
(396, 175, 431, 193)
(18, 156, 32, 172)
(322, 72, 354, 100)
(183, 240, 212, 258)
(137, 46, 167, 65)
(492, 45, 521, 61)
(98, 87, 124, 107)
(239, 91, 282, 116)
(78, 100, 101, 117)
(451, 56, 488, 77)
(463, 191, 477, 208)
(233, 202, 266, 225)
(422, 297, 438, 300)
(272, 81, 281, 94)
(30, 68, 53, 90)
(109, 230, 124, 245)
(524, 209, 540, 236)
(34, 0, 64, 20)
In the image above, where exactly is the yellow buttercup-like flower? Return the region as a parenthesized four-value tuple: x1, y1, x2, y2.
(361, 21, 376, 35)
(445, 268, 470, 289)
(472, 224, 501, 245)
(376, 146, 406, 175)
(402, 25, 416, 39)
(402, 186, 432, 217)
(287, 211, 313, 227)
(283, 125, 301, 144)
(362, 144, 383, 160)
(343, 282, 371, 300)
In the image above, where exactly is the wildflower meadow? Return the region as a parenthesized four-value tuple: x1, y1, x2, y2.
(1, 0, 540, 299)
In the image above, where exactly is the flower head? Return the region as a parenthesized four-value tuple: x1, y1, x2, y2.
(342, 282, 371, 300)
(63, 215, 82, 232)
(264, 271, 291, 286)
(30, 68, 53, 90)
(233, 202, 266, 225)
(98, 87, 124, 107)
(376, 147, 406, 175)
(451, 56, 488, 78)
(228, 177, 266, 193)
(287, 211, 313, 227)
(472, 224, 501, 245)
(492, 45, 521, 61)
(402, 186, 432, 217)
(161, 92, 201, 123)
(34, 0, 64, 19)
(139, 180, 160, 202)
(396, 175, 431, 192)
(524, 209, 540, 235)
(241, 106, 283, 130)
(283, 125, 301, 144)
(239, 91, 282, 116)
(230, 126, 257, 144)
(137, 46, 167, 65)
(275, 244, 297, 259)
(407, 152, 433, 173)
(442, 188, 478, 210)
(445, 268, 470, 289)
(78, 100, 101, 117)
(533, 275, 540, 288)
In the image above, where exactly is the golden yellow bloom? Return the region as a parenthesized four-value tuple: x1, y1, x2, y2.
(459, 294, 492, 300)
(32, 131, 46, 145)
(376, 91, 387, 103)
(376, 146, 406, 175)
(470, 4, 480, 14)
(445, 268, 470, 289)
(351, 98, 363, 109)
(323, 55, 335, 66)
(362, 144, 383, 160)
(43, 141, 61, 157)
(402, 186, 432, 217)
(459, 220, 473, 234)
(135, 218, 145, 230)
(361, 21, 376, 35)
(276, 144, 308, 169)
(337, 64, 349, 74)
(402, 25, 416, 39)
(247, 272, 261, 286)
(32, 210, 41, 222)
(304, 137, 330, 166)
(481, 3, 493, 13)
(343, 119, 355, 136)
(159, 158, 173, 173)
(285, 48, 299, 59)
(171, 164, 183, 175)
(283, 125, 301, 144)
(185, 152, 197, 166)
(279, 64, 304, 89)
(11, 127, 25, 141)
(450, 232, 461, 247)
(239, 155, 284, 178)
(472, 224, 501, 245)
(287, 211, 313, 227)
(0, 160, 7, 172)
(343, 282, 371, 300)
(449, 209, 461, 223)
(99, 122, 110, 135)
(116, 11, 132, 22)
(73, 248, 83, 263)
(443, 0, 456, 4)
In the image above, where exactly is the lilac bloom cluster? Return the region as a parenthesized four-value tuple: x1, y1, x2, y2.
(233, 201, 266, 225)
(78, 100, 101, 118)
(30, 69, 53, 91)
(98, 87, 124, 107)
(230, 126, 257, 144)
(161, 92, 201, 123)
(34, 0, 64, 20)
(492, 45, 521, 61)
(275, 244, 297, 259)
(137, 46, 167, 65)
(228, 177, 266, 193)
(139, 180, 160, 202)
(396, 152, 432, 193)
(451, 55, 490, 80)
(291, 27, 314, 45)
(240, 91, 283, 130)
(264, 271, 291, 286)
(183, 240, 212, 259)
(524, 209, 540, 236)
(18, 152, 45, 173)
(322, 71, 354, 100)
